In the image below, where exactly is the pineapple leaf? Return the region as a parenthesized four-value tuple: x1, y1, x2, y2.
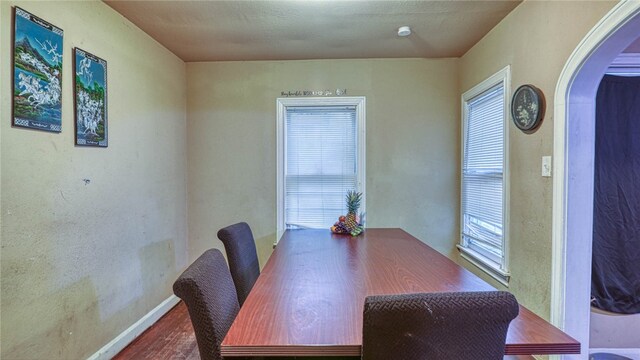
(346, 190, 363, 214)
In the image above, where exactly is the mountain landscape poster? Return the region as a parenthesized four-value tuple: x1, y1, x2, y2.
(74, 48, 107, 147)
(12, 7, 63, 132)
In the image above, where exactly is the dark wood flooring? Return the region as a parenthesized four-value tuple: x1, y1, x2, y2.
(114, 301, 536, 360)
(114, 302, 198, 360)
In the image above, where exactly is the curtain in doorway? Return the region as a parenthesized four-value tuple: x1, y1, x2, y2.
(592, 75, 640, 314)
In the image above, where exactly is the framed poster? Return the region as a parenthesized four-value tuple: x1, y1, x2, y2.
(74, 48, 107, 147)
(12, 7, 63, 132)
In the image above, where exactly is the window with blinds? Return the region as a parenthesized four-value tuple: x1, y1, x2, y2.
(460, 67, 510, 282)
(277, 97, 366, 236)
(283, 104, 362, 230)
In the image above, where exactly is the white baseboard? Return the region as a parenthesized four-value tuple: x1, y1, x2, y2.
(590, 348, 640, 360)
(87, 295, 180, 360)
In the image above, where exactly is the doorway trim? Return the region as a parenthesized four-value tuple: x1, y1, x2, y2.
(551, 0, 640, 357)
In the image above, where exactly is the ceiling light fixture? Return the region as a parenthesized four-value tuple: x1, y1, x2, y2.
(397, 26, 411, 37)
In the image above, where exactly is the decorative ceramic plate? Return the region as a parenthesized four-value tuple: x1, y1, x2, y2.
(511, 84, 545, 133)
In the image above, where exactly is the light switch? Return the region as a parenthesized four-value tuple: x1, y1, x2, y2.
(542, 156, 552, 177)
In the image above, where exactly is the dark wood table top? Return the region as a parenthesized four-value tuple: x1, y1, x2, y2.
(221, 228, 579, 357)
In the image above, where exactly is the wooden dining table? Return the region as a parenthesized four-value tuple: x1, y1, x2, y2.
(221, 228, 580, 357)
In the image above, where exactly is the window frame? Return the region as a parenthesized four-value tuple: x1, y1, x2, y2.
(458, 66, 511, 286)
(276, 96, 366, 240)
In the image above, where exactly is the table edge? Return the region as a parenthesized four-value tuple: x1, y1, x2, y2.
(220, 343, 581, 357)
(221, 345, 361, 357)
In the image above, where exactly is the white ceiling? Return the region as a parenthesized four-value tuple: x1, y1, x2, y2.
(104, 0, 522, 62)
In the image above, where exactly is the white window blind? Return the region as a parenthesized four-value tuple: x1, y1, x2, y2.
(462, 82, 507, 271)
(285, 106, 357, 229)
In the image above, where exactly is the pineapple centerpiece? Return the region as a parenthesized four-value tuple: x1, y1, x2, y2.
(331, 190, 364, 236)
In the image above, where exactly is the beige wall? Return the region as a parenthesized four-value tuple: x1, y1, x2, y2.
(186, 58, 460, 264)
(0, 1, 188, 359)
(459, 0, 616, 317)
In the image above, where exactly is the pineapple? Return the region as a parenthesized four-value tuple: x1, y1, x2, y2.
(345, 190, 362, 231)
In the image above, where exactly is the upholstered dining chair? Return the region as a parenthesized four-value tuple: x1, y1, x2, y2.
(173, 249, 243, 360)
(217, 222, 260, 306)
(362, 291, 520, 360)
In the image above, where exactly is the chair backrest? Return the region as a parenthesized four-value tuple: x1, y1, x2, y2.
(362, 291, 519, 360)
(217, 222, 260, 306)
(173, 249, 240, 360)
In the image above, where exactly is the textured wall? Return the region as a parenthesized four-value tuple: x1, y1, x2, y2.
(459, 0, 616, 317)
(0, 1, 188, 358)
(186, 58, 460, 265)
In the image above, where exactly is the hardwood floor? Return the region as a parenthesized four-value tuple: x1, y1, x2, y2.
(114, 301, 536, 360)
(114, 302, 198, 360)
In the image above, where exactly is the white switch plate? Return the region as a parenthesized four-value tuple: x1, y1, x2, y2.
(542, 156, 552, 177)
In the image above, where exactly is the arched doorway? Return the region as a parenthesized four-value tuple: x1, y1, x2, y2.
(552, 1, 640, 358)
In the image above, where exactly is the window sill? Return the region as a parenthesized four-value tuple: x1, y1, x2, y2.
(457, 245, 510, 287)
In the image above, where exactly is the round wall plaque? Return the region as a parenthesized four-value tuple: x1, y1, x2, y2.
(511, 84, 545, 133)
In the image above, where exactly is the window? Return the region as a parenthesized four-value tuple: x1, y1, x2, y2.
(459, 67, 510, 285)
(277, 97, 365, 237)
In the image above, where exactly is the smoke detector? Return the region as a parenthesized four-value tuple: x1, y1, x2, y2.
(397, 26, 411, 37)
